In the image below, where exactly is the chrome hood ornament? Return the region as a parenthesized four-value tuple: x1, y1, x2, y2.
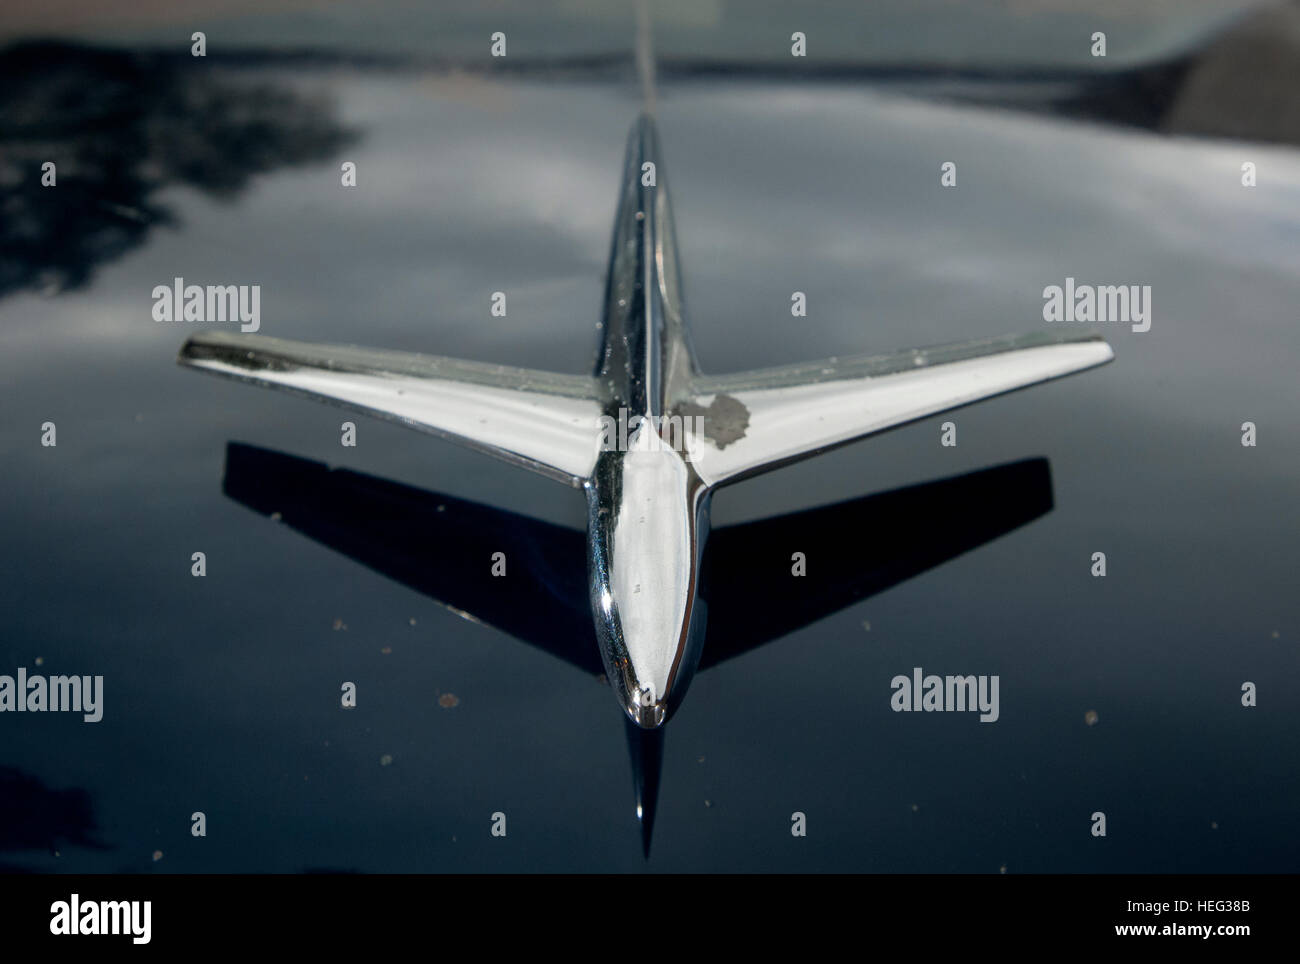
(180, 112, 1112, 733)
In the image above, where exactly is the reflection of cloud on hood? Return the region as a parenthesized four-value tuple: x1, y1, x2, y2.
(678, 84, 1299, 283)
(332, 76, 621, 245)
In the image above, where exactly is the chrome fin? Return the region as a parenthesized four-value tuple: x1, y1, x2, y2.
(179, 331, 606, 485)
(680, 330, 1113, 487)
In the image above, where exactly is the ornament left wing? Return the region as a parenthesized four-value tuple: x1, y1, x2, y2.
(179, 332, 606, 486)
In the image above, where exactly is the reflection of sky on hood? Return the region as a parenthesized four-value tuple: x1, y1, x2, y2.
(1, 69, 1297, 872)
(3, 0, 1269, 69)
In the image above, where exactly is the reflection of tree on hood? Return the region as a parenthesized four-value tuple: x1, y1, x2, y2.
(0, 766, 108, 857)
(0, 42, 357, 299)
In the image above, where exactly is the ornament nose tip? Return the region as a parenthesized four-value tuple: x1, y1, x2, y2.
(627, 687, 666, 729)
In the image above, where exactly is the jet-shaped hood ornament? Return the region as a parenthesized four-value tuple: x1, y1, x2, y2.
(180, 111, 1112, 730)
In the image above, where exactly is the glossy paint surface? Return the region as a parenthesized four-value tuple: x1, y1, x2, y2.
(1, 6, 1297, 871)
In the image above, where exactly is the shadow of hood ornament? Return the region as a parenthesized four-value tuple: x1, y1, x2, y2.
(179, 112, 1113, 731)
